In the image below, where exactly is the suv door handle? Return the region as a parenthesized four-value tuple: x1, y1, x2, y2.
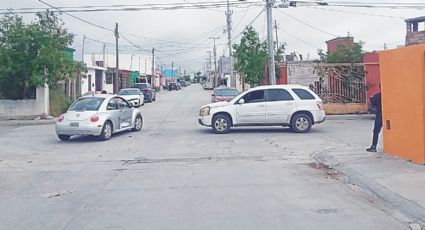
(257, 105, 265, 107)
(286, 102, 294, 105)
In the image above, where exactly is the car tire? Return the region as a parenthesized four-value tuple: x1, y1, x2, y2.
(132, 115, 143, 132)
(291, 114, 312, 133)
(99, 121, 113, 141)
(153, 94, 156, 101)
(58, 135, 70, 141)
(212, 114, 231, 134)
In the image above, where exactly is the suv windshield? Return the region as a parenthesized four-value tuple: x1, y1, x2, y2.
(69, 97, 104, 111)
(118, 89, 139, 95)
(131, 84, 147, 89)
(216, 89, 238, 96)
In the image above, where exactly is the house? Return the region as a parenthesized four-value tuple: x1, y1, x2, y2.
(81, 65, 109, 95)
(405, 16, 425, 46)
(326, 37, 354, 53)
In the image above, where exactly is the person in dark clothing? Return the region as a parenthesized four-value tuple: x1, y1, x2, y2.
(367, 92, 382, 152)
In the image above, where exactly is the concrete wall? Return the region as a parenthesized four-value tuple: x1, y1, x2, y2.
(380, 44, 425, 164)
(0, 87, 49, 118)
(323, 103, 368, 115)
(287, 62, 320, 86)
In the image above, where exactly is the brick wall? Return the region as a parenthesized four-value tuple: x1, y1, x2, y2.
(406, 31, 425, 46)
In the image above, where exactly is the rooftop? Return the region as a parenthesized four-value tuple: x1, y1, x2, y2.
(405, 16, 425, 23)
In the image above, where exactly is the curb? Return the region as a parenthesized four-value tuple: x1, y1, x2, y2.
(326, 114, 375, 120)
(0, 119, 56, 127)
(313, 152, 425, 225)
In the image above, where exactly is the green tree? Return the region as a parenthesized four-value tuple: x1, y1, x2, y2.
(318, 38, 366, 63)
(194, 71, 202, 82)
(233, 26, 267, 87)
(0, 11, 79, 99)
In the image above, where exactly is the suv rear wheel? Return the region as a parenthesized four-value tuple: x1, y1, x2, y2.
(291, 114, 312, 133)
(212, 114, 231, 134)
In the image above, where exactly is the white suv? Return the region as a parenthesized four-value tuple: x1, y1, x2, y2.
(198, 85, 326, 134)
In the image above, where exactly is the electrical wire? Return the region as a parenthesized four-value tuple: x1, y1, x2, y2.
(306, 6, 406, 19)
(277, 9, 339, 37)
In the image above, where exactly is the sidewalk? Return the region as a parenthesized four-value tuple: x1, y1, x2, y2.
(313, 147, 425, 225)
(0, 118, 56, 126)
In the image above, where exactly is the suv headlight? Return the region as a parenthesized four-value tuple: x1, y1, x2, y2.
(199, 106, 210, 116)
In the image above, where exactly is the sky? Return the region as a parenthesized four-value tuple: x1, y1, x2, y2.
(1, 0, 424, 74)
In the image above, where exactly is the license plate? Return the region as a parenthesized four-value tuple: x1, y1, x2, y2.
(70, 122, 79, 127)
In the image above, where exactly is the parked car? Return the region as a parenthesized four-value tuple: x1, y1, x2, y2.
(211, 87, 239, 102)
(177, 83, 182, 90)
(203, 82, 214, 90)
(185, 81, 191, 86)
(130, 83, 156, 102)
(198, 85, 325, 134)
(55, 94, 143, 141)
(180, 81, 187, 87)
(169, 82, 179, 91)
(117, 88, 144, 107)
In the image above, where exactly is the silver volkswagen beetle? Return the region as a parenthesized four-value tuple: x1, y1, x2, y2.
(55, 94, 143, 141)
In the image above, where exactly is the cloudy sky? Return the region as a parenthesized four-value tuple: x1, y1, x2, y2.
(2, 0, 424, 73)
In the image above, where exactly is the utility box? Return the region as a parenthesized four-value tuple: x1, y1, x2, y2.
(379, 44, 425, 164)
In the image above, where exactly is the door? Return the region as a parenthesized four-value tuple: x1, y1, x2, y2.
(95, 70, 102, 91)
(88, 75, 92, 92)
(106, 98, 120, 130)
(236, 90, 266, 124)
(265, 89, 296, 124)
(114, 97, 133, 129)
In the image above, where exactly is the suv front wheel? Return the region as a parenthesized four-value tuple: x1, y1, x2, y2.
(291, 114, 312, 133)
(212, 114, 231, 134)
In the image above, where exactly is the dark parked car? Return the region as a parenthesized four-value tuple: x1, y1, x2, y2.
(130, 83, 156, 102)
(169, 82, 179, 91)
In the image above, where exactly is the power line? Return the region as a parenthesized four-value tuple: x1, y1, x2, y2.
(5, 1, 263, 14)
(37, 0, 113, 32)
(277, 9, 339, 37)
(281, 29, 321, 49)
(306, 6, 406, 19)
(231, 9, 265, 42)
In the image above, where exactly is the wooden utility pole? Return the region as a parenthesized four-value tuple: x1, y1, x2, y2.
(152, 48, 155, 88)
(209, 36, 220, 87)
(114, 22, 119, 93)
(274, 20, 279, 50)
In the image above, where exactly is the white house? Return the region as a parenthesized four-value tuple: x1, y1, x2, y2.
(81, 65, 109, 95)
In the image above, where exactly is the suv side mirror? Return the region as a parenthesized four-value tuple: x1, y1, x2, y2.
(211, 94, 215, 96)
(238, 98, 245, 104)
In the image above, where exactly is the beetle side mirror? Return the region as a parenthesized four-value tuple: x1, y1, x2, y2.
(238, 99, 245, 104)
(211, 94, 215, 96)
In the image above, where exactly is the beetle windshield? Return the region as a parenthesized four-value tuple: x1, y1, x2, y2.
(69, 97, 105, 111)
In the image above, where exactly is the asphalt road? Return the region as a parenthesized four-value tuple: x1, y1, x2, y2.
(0, 84, 407, 230)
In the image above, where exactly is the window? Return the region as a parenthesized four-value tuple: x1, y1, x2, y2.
(266, 89, 293, 102)
(241, 90, 265, 103)
(106, 73, 113, 84)
(69, 97, 104, 111)
(114, 97, 130, 109)
(118, 89, 140, 95)
(216, 89, 239, 96)
(292, 88, 316, 100)
(107, 99, 118, 110)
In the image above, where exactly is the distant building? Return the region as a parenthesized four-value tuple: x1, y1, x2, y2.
(405, 16, 425, 46)
(326, 37, 354, 53)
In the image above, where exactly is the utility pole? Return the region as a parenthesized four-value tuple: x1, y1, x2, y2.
(144, 59, 147, 75)
(206, 51, 212, 82)
(151, 48, 155, 88)
(266, 0, 276, 85)
(139, 57, 141, 74)
(102, 43, 106, 67)
(209, 36, 220, 87)
(171, 61, 174, 79)
(226, 0, 234, 87)
(81, 35, 86, 62)
(274, 20, 279, 50)
(114, 22, 120, 93)
(130, 54, 134, 69)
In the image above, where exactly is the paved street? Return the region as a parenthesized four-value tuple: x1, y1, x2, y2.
(0, 84, 409, 230)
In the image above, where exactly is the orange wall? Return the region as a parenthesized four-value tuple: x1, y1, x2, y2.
(379, 44, 425, 164)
